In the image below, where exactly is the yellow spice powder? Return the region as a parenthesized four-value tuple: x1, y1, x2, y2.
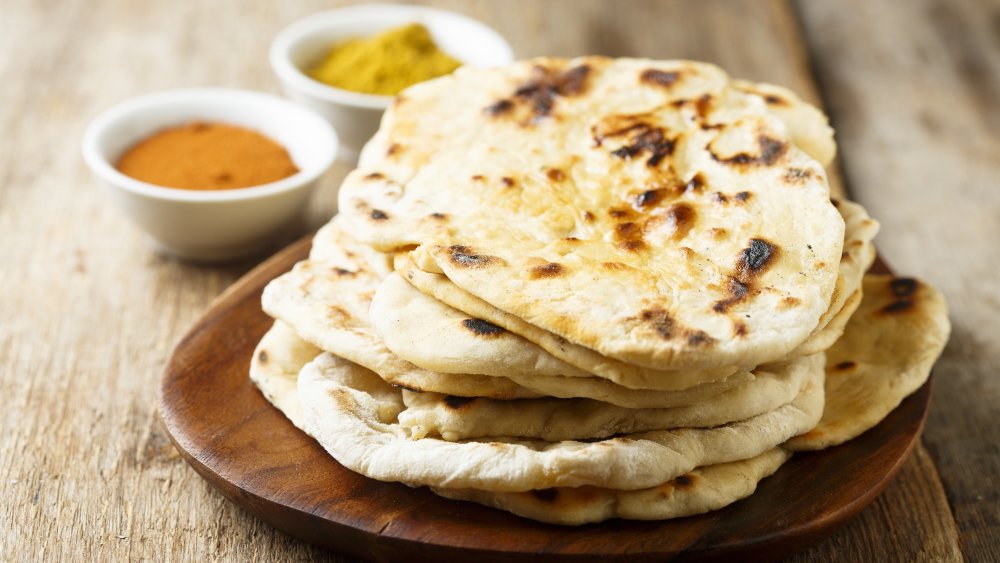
(308, 23, 462, 96)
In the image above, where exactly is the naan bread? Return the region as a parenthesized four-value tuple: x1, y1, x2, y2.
(384, 199, 874, 387)
(795, 289, 862, 357)
(399, 353, 822, 441)
(372, 271, 592, 378)
(339, 57, 845, 375)
(395, 254, 746, 391)
(271, 219, 771, 406)
(434, 448, 791, 525)
(249, 323, 795, 525)
(730, 80, 835, 167)
(246, 54, 953, 526)
(296, 351, 824, 492)
(805, 199, 879, 338)
(788, 275, 949, 450)
(263, 219, 541, 400)
(249, 321, 319, 430)
(374, 269, 740, 390)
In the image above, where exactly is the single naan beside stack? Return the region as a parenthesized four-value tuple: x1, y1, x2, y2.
(250, 57, 950, 525)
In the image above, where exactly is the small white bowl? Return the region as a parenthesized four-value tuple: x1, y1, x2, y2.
(270, 4, 514, 163)
(82, 88, 338, 261)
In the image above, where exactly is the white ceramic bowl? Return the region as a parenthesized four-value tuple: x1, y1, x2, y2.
(82, 88, 338, 261)
(270, 4, 514, 163)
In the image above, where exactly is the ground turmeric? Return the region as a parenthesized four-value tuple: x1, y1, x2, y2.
(308, 23, 462, 96)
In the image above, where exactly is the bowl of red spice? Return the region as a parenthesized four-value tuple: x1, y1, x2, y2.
(82, 88, 338, 261)
(270, 4, 513, 163)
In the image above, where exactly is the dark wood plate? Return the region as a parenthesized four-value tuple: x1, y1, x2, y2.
(159, 235, 930, 562)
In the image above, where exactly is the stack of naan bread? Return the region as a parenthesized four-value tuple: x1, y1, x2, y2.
(250, 58, 950, 525)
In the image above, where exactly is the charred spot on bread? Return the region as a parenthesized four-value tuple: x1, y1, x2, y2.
(461, 318, 506, 337)
(684, 173, 706, 193)
(609, 207, 636, 219)
(784, 167, 813, 183)
(713, 278, 750, 313)
(686, 330, 714, 346)
(712, 135, 788, 167)
(530, 488, 559, 503)
(617, 239, 647, 252)
(447, 245, 503, 268)
(673, 473, 697, 488)
(739, 238, 779, 275)
(546, 168, 566, 182)
(640, 307, 676, 339)
(764, 94, 788, 106)
(880, 278, 920, 314)
(528, 262, 565, 279)
(780, 296, 801, 309)
(498, 64, 593, 121)
(610, 127, 675, 167)
(593, 113, 676, 167)
(712, 239, 778, 313)
(613, 220, 648, 253)
(633, 188, 668, 209)
(881, 300, 915, 314)
(601, 261, 629, 271)
(484, 99, 514, 116)
(890, 278, 919, 298)
(664, 203, 696, 240)
(640, 69, 681, 88)
(443, 395, 476, 409)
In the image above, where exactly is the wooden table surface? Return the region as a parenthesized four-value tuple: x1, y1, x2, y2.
(2, 0, 997, 561)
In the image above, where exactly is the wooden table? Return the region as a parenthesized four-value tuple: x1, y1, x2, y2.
(2, 0, 996, 560)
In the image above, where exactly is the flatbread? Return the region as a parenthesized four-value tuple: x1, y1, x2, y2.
(249, 321, 320, 430)
(731, 80, 835, 167)
(395, 254, 746, 391)
(308, 215, 393, 275)
(269, 221, 761, 406)
(385, 199, 874, 387)
(263, 219, 542, 400)
(434, 448, 791, 525)
(399, 353, 822, 441)
(807, 199, 879, 337)
(296, 351, 824, 492)
(795, 289, 862, 357)
(249, 323, 795, 526)
(787, 274, 950, 450)
(372, 271, 591, 378)
(339, 57, 845, 375)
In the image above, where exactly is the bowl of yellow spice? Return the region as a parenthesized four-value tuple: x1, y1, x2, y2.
(82, 88, 338, 261)
(270, 4, 513, 162)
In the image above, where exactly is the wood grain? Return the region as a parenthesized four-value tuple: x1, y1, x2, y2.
(0, 0, 990, 561)
(796, 1, 1000, 560)
(159, 242, 930, 562)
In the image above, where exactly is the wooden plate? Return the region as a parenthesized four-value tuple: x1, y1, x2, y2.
(159, 235, 930, 562)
